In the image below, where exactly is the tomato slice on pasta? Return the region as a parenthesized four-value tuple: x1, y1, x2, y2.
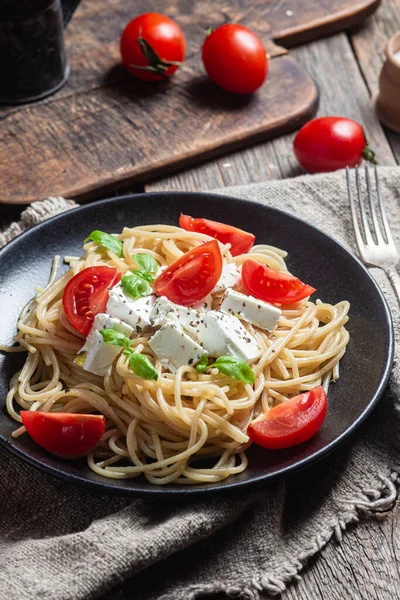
(179, 214, 255, 256)
(20, 411, 106, 458)
(153, 240, 222, 306)
(62, 266, 121, 336)
(247, 386, 327, 449)
(242, 259, 316, 305)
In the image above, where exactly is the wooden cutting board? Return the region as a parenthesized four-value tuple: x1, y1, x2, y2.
(0, 0, 379, 204)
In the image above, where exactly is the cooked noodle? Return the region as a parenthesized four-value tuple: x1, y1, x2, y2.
(3, 225, 350, 485)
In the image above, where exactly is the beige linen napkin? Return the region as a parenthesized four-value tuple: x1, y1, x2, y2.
(0, 168, 399, 600)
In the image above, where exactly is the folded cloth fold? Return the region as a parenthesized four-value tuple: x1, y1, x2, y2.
(1, 168, 400, 600)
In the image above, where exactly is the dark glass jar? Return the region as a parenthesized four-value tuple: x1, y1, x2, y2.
(0, 0, 69, 104)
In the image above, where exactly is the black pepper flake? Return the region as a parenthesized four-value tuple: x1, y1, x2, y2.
(188, 358, 193, 365)
(257, 305, 261, 309)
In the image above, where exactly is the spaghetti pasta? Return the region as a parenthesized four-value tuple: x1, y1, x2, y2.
(3, 224, 350, 485)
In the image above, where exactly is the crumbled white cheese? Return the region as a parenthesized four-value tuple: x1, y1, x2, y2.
(148, 322, 205, 372)
(190, 293, 213, 311)
(106, 283, 155, 333)
(150, 296, 202, 336)
(213, 263, 241, 293)
(220, 289, 281, 332)
(80, 313, 133, 376)
(195, 310, 261, 362)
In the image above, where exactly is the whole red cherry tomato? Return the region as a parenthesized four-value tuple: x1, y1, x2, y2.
(293, 117, 377, 174)
(202, 24, 268, 94)
(120, 13, 186, 81)
(248, 386, 327, 449)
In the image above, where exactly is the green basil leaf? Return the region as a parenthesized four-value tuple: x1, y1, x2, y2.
(196, 354, 209, 373)
(121, 272, 151, 299)
(100, 329, 131, 348)
(213, 356, 255, 384)
(128, 352, 158, 380)
(84, 230, 123, 258)
(133, 253, 158, 278)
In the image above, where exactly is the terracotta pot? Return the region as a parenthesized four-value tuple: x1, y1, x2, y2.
(375, 32, 400, 134)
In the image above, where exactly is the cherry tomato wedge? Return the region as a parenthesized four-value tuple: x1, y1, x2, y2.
(153, 240, 222, 306)
(242, 259, 316, 305)
(20, 411, 106, 458)
(247, 386, 327, 449)
(179, 214, 255, 257)
(62, 266, 121, 336)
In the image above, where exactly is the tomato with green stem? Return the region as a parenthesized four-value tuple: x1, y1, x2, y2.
(293, 117, 377, 173)
(120, 12, 186, 81)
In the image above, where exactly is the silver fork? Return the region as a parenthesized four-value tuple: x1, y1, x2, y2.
(346, 165, 400, 302)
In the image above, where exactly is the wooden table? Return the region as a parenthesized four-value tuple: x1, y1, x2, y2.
(2, 1, 400, 598)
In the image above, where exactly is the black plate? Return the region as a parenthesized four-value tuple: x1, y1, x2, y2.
(0, 192, 394, 496)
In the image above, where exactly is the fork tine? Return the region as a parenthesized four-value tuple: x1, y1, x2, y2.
(365, 165, 384, 244)
(355, 166, 374, 245)
(374, 166, 395, 246)
(346, 167, 368, 251)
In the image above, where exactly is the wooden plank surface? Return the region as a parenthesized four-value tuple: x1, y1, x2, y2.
(147, 30, 396, 192)
(0, 0, 323, 205)
(0, 0, 382, 205)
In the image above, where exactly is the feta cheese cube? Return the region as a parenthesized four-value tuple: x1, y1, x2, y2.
(80, 313, 133, 376)
(195, 311, 261, 362)
(148, 322, 205, 372)
(106, 283, 155, 333)
(213, 263, 241, 293)
(190, 293, 213, 311)
(150, 296, 202, 336)
(220, 289, 281, 332)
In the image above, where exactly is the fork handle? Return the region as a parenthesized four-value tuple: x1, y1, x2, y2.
(386, 267, 400, 305)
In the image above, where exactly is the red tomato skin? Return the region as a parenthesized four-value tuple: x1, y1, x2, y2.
(247, 386, 327, 449)
(120, 12, 186, 81)
(202, 24, 268, 94)
(153, 240, 222, 306)
(20, 411, 106, 458)
(293, 117, 366, 174)
(62, 266, 121, 337)
(242, 259, 316, 305)
(179, 214, 255, 256)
